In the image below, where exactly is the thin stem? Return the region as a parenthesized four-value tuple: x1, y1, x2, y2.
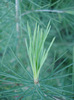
(72, 46, 74, 91)
(21, 9, 65, 16)
(15, 0, 19, 33)
(15, 0, 20, 56)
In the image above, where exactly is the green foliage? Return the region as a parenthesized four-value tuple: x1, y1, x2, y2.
(26, 22, 55, 83)
(0, 0, 74, 100)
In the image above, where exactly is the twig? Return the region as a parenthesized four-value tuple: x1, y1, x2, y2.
(15, 0, 20, 56)
(15, 0, 19, 32)
(21, 9, 65, 16)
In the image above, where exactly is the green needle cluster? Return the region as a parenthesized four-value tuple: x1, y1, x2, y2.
(25, 22, 55, 84)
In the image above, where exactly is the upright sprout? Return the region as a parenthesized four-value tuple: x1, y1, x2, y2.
(25, 22, 55, 84)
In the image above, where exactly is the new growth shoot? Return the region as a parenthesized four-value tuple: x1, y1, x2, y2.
(25, 22, 55, 84)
